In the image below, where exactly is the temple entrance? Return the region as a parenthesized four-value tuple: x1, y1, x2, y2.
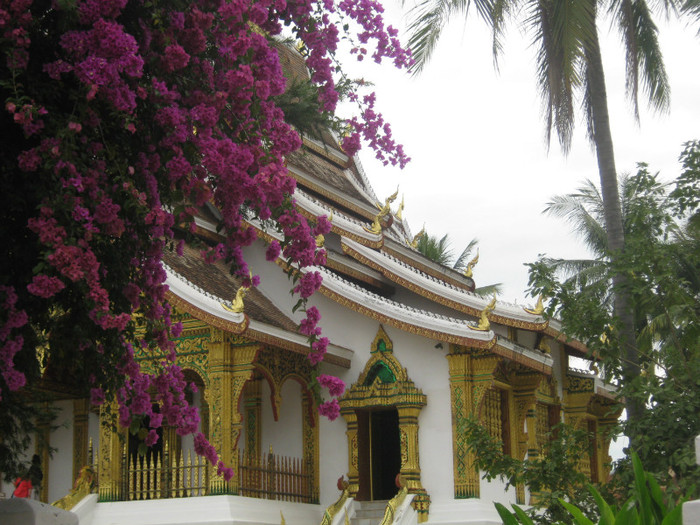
(339, 326, 430, 520)
(356, 408, 401, 501)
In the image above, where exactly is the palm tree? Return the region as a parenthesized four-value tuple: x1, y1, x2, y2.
(531, 168, 700, 488)
(416, 233, 503, 296)
(405, 0, 695, 432)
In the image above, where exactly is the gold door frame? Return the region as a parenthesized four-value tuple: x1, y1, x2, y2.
(339, 326, 430, 522)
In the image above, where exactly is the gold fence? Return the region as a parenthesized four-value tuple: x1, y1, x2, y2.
(238, 450, 315, 503)
(123, 446, 207, 501)
(116, 446, 313, 503)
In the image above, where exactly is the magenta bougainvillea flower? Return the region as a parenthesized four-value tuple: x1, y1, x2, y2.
(0, 0, 411, 480)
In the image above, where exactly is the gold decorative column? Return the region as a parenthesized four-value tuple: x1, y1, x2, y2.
(302, 391, 320, 503)
(72, 399, 90, 483)
(35, 402, 51, 502)
(206, 328, 259, 494)
(97, 401, 125, 501)
(243, 378, 262, 459)
(590, 395, 623, 482)
(511, 373, 543, 504)
(341, 410, 360, 496)
(563, 375, 595, 480)
(446, 346, 500, 499)
(396, 405, 429, 518)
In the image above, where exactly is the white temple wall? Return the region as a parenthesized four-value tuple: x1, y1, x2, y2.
(260, 377, 303, 460)
(48, 399, 74, 502)
(309, 290, 456, 506)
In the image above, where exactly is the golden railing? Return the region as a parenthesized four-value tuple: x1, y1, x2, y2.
(238, 449, 315, 503)
(122, 444, 208, 501)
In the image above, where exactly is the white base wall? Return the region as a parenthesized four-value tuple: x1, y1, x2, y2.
(88, 495, 322, 525)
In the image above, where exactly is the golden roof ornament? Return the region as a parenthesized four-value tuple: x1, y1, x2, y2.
(537, 336, 551, 354)
(409, 224, 425, 248)
(222, 272, 252, 313)
(463, 249, 479, 278)
(524, 294, 545, 315)
(364, 189, 397, 234)
(315, 211, 332, 247)
(470, 296, 496, 331)
(376, 186, 399, 211)
(395, 194, 405, 221)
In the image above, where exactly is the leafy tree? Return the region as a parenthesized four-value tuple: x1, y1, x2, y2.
(0, 0, 411, 479)
(495, 453, 685, 525)
(465, 416, 595, 525)
(404, 0, 697, 440)
(527, 143, 700, 497)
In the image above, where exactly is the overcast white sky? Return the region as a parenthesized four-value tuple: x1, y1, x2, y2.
(339, 3, 700, 305)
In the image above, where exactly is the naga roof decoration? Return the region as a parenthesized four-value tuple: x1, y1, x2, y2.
(341, 237, 548, 330)
(313, 264, 497, 348)
(164, 263, 249, 335)
(293, 189, 383, 247)
(164, 262, 352, 368)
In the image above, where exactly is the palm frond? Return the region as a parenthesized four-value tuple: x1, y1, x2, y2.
(406, 0, 495, 74)
(527, 0, 594, 152)
(610, 0, 670, 118)
(473, 283, 503, 297)
(452, 238, 479, 272)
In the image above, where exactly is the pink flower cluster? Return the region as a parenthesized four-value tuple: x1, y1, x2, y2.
(0, 286, 29, 398)
(1, 0, 411, 477)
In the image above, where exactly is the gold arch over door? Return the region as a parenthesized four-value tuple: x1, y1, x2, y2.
(339, 326, 430, 522)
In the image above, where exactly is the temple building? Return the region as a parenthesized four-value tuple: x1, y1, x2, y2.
(0, 47, 620, 525)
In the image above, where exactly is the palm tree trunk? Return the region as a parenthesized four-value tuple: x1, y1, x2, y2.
(585, 18, 643, 439)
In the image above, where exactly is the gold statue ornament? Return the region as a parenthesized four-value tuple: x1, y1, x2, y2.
(470, 296, 496, 331)
(315, 211, 334, 248)
(365, 187, 398, 234)
(409, 224, 426, 249)
(524, 294, 545, 315)
(463, 249, 479, 278)
(222, 272, 252, 313)
(395, 194, 405, 221)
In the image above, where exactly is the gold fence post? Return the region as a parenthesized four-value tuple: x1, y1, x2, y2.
(98, 401, 125, 501)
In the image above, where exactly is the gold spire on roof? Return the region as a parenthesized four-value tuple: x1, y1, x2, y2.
(469, 296, 496, 331)
(395, 194, 405, 221)
(524, 295, 545, 315)
(463, 249, 479, 278)
(409, 224, 425, 248)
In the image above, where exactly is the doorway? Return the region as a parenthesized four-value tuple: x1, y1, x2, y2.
(356, 408, 401, 501)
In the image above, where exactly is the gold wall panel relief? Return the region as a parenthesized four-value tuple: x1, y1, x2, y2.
(73, 398, 90, 484)
(302, 392, 320, 503)
(206, 338, 260, 494)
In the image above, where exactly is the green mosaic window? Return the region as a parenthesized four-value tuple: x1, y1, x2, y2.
(363, 361, 396, 385)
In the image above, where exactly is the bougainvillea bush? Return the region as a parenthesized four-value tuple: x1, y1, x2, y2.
(0, 0, 410, 479)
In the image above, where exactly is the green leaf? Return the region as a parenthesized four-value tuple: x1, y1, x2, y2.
(494, 502, 521, 525)
(632, 452, 652, 525)
(511, 504, 536, 525)
(660, 503, 682, 525)
(588, 483, 615, 525)
(559, 498, 594, 525)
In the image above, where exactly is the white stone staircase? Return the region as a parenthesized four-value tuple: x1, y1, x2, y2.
(350, 500, 388, 525)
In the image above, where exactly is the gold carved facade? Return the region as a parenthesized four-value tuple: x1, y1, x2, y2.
(96, 310, 319, 502)
(339, 325, 430, 522)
